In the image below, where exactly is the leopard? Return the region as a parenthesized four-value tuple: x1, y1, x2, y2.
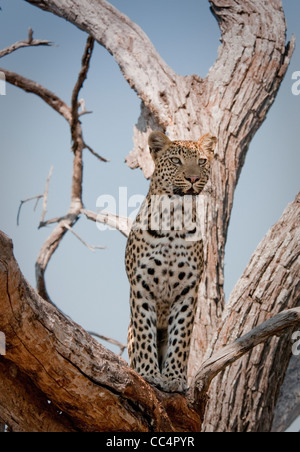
(125, 131, 217, 393)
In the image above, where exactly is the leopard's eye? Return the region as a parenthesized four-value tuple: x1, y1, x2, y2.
(198, 158, 207, 166)
(170, 157, 182, 166)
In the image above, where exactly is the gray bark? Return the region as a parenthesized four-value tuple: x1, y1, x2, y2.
(272, 355, 300, 432)
(202, 193, 300, 432)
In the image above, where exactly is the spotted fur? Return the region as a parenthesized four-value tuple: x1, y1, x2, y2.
(126, 131, 217, 392)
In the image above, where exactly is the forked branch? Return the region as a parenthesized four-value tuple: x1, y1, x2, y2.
(17, 166, 53, 227)
(0, 27, 54, 59)
(2, 33, 111, 301)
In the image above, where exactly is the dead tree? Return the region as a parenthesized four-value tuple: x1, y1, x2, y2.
(0, 0, 299, 432)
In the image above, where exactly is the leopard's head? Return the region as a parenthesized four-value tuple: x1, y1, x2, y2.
(148, 131, 217, 196)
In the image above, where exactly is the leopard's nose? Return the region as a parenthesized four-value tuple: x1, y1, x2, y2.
(185, 176, 200, 184)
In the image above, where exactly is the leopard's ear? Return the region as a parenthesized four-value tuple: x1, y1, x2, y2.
(198, 133, 217, 155)
(148, 131, 171, 160)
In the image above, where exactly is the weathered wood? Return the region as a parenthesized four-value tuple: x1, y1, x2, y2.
(0, 231, 176, 432)
(272, 355, 300, 432)
(0, 359, 75, 432)
(202, 193, 300, 432)
(0, 28, 53, 59)
(188, 308, 300, 416)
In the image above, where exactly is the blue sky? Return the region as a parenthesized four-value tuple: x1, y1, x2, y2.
(0, 0, 299, 430)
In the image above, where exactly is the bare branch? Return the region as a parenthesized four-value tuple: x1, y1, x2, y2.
(28, 27, 34, 43)
(189, 308, 300, 406)
(17, 195, 43, 226)
(39, 216, 66, 229)
(25, 0, 180, 126)
(89, 332, 127, 357)
(62, 222, 105, 251)
(81, 209, 133, 238)
(84, 143, 109, 163)
(0, 67, 71, 121)
(36, 219, 71, 303)
(0, 28, 54, 59)
(17, 166, 54, 227)
(78, 98, 93, 117)
(40, 166, 54, 225)
(71, 36, 95, 155)
(71, 37, 95, 120)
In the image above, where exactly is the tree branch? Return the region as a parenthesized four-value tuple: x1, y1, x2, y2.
(1, 33, 107, 301)
(40, 166, 54, 225)
(188, 308, 300, 408)
(35, 218, 74, 303)
(201, 192, 300, 432)
(81, 209, 133, 238)
(71, 37, 94, 114)
(0, 67, 72, 121)
(0, 27, 54, 59)
(84, 143, 109, 163)
(71, 36, 94, 154)
(62, 222, 105, 251)
(17, 195, 43, 226)
(25, 0, 179, 126)
(89, 332, 127, 357)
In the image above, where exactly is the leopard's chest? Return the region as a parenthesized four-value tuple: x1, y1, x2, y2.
(127, 230, 203, 302)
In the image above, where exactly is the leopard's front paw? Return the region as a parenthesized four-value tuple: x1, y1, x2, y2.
(161, 377, 188, 393)
(141, 373, 166, 390)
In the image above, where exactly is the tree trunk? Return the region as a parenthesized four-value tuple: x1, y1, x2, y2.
(202, 193, 300, 431)
(0, 0, 293, 430)
(272, 355, 300, 432)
